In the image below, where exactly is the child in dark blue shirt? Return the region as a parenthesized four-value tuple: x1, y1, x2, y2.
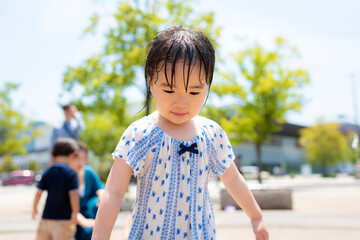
(32, 137, 80, 240)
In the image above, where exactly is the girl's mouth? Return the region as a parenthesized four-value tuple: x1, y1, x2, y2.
(171, 112, 187, 117)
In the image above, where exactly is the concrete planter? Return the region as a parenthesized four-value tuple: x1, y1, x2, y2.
(220, 188, 293, 210)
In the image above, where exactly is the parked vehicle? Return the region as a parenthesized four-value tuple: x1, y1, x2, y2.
(240, 166, 259, 180)
(1, 170, 36, 186)
(240, 166, 270, 180)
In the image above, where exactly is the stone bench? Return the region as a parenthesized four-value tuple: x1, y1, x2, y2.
(220, 188, 293, 210)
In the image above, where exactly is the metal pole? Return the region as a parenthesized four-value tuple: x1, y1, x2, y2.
(350, 73, 360, 179)
(350, 73, 358, 125)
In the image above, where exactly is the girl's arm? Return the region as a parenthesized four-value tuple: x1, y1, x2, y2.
(92, 157, 133, 240)
(69, 190, 80, 225)
(95, 189, 105, 208)
(96, 189, 104, 199)
(219, 162, 269, 240)
(32, 189, 43, 220)
(77, 212, 95, 228)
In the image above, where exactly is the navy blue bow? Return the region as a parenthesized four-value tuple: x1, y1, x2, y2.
(178, 143, 199, 155)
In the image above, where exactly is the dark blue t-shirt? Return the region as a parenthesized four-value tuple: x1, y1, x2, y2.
(37, 163, 78, 220)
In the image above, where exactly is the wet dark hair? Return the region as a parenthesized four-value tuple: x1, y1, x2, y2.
(51, 137, 79, 157)
(144, 25, 215, 109)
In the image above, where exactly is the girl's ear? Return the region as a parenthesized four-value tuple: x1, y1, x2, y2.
(147, 78, 153, 92)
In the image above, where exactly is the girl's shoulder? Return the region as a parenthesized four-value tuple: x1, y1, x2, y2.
(128, 114, 154, 128)
(196, 115, 224, 133)
(123, 115, 157, 138)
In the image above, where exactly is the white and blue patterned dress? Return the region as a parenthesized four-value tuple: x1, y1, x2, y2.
(112, 113, 234, 240)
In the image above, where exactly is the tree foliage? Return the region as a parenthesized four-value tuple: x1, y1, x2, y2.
(62, 0, 221, 168)
(0, 155, 18, 173)
(211, 38, 310, 182)
(299, 120, 352, 172)
(0, 83, 32, 156)
(28, 160, 40, 173)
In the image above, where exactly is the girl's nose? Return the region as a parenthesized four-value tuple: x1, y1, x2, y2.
(173, 96, 188, 108)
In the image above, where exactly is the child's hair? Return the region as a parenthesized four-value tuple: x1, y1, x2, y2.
(51, 137, 79, 157)
(144, 25, 215, 109)
(77, 140, 88, 156)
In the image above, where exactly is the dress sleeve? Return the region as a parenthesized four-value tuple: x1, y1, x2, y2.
(112, 124, 150, 177)
(208, 123, 235, 176)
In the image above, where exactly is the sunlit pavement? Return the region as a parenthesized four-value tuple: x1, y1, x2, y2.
(1, 175, 359, 240)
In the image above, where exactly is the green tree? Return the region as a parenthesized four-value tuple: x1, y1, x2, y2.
(0, 83, 32, 156)
(211, 38, 310, 183)
(0, 155, 18, 173)
(28, 160, 39, 173)
(62, 0, 221, 173)
(299, 120, 351, 175)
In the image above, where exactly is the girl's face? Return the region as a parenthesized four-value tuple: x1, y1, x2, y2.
(67, 152, 81, 173)
(150, 63, 208, 126)
(77, 150, 88, 169)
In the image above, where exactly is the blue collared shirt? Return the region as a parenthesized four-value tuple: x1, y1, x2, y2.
(50, 114, 86, 145)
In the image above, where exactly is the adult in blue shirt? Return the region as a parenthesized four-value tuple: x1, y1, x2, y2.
(51, 104, 86, 146)
(73, 141, 104, 240)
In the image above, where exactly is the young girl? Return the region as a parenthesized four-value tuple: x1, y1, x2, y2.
(74, 141, 104, 240)
(92, 26, 269, 240)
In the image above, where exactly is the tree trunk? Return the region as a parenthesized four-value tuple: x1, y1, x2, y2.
(256, 143, 263, 184)
(322, 164, 327, 177)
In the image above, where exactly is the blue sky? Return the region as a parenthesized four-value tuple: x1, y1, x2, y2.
(1, 0, 359, 126)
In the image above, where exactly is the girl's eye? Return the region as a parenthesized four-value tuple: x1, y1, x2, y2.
(189, 92, 200, 95)
(163, 90, 174, 94)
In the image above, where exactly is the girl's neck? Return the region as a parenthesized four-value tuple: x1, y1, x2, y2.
(78, 168, 85, 185)
(152, 112, 198, 142)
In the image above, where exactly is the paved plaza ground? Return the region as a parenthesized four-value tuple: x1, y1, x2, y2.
(0, 175, 359, 240)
